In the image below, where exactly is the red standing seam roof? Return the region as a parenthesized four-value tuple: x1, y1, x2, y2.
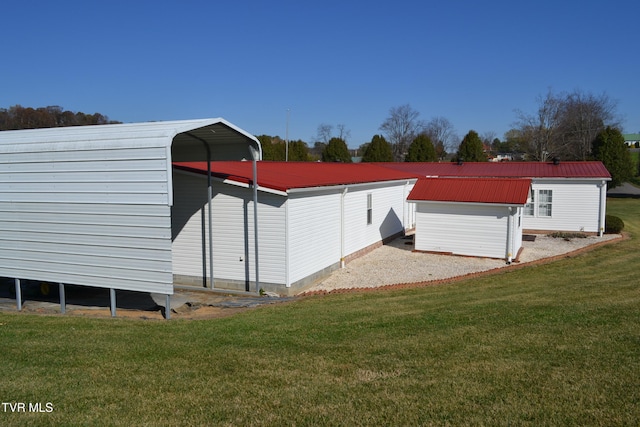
(173, 161, 421, 192)
(407, 178, 532, 205)
(377, 161, 611, 179)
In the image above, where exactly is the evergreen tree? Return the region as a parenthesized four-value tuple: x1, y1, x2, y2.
(405, 134, 437, 162)
(288, 139, 310, 161)
(321, 137, 352, 162)
(362, 135, 393, 162)
(456, 130, 487, 162)
(592, 126, 633, 189)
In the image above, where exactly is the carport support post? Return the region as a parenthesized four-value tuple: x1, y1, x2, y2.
(206, 154, 214, 289)
(110, 288, 116, 317)
(59, 283, 66, 314)
(15, 278, 22, 311)
(252, 158, 260, 293)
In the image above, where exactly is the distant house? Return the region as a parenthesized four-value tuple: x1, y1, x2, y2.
(624, 133, 640, 147)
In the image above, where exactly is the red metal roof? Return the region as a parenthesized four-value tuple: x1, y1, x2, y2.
(378, 161, 611, 179)
(173, 161, 420, 192)
(407, 178, 532, 205)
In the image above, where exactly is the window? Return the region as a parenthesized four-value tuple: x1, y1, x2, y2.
(366, 193, 372, 225)
(525, 189, 553, 218)
(538, 189, 553, 217)
(524, 189, 534, 216)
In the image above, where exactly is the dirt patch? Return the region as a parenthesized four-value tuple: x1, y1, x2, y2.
(0, 286, 294, 321)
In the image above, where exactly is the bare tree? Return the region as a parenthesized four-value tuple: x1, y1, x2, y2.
(316, 123, 333, 144)
(379, 104, 424, 161)
(558, 90, 620, 160)
(336, 123, 351, 145)
(514, 89, 621, 161)
(481, 131, 497, 146)
(514, 90, 564, 161)
(424, 116, 457, 160)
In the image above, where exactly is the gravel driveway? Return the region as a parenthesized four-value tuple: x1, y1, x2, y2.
(305, 233, 622, 293)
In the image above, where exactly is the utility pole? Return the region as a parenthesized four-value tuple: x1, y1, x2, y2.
(285, 109, 290, 162)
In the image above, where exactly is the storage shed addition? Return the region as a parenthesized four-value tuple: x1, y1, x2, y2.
(380, 161, 611, 235)
(407, 178, 531, 261)
(172, 162, 418, 295)
(0, 119, 261, 305)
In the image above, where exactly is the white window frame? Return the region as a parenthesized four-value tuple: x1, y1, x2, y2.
(366, 193, 373, 225)
(538, 189, 553, 217)
(524, 189, 553, 218)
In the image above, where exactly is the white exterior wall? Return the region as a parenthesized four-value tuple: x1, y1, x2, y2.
(173, 176, 416, 291)
(171, 171, 287, 287)
(343, 182, 410, 255)
(0, 143, 173, 294)
(287, 191, 342, 285)
(413, 203, 512, 259)
(171, 170, 207, 281)
(524, 179, 605, 233)
(404, 182, 416, 230)
(210, 184, 286, 285)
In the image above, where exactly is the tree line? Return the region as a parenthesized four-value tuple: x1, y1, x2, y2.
(3, 98, 634, 187)
(0, 105, 120, 130)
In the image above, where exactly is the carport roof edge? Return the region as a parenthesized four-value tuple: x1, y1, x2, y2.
(0, 117, 261, 160)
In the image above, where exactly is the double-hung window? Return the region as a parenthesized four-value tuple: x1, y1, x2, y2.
(366, 193, 373, 225)
(524, 189, 552, 217)
(537, 189, 553, 217)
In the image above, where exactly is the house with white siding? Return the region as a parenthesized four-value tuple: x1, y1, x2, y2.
(380, 161, 611, 235)
(1, 116, 615, 306)
(172, 162, 418, 295)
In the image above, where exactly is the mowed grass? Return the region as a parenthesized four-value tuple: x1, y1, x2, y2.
(1, 199, 639, 426)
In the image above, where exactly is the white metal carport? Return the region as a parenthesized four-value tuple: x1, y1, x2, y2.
(0, 118, 261, 318)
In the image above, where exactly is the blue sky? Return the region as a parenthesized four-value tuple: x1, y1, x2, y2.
(2, 0, 639, 148)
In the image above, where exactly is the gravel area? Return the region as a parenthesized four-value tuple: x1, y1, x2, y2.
(305, 233, 622, 293)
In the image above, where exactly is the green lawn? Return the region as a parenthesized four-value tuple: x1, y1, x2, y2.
(1, 198, 639, 426)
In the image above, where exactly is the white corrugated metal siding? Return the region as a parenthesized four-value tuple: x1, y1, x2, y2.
(0, 119, 261, 295)
(0, 140, 174, 293)
(414, 203, 511, 259)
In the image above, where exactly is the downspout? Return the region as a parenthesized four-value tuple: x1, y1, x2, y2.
(284, 196, 290, 287)
(403, 181, 408, 232)
(506, 207, 514, 264)
(598, 180, 606, 236)
(340, 187, 348, 268)
(207, 160, 214, 288)
(252, 155, 260, 293)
